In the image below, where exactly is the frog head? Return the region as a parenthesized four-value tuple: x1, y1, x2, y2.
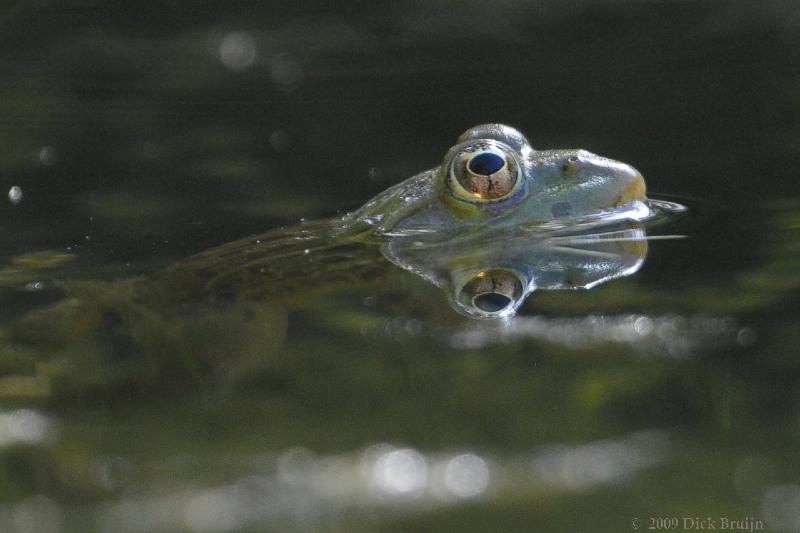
(349, 124, 649, 240)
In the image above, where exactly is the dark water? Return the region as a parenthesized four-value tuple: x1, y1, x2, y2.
(0, 1, 799, 531)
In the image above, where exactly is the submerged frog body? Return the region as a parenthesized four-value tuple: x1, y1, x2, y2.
(167, 124, 654, 317)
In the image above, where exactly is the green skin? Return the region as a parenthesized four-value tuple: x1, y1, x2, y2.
(344, 123, 649, 241)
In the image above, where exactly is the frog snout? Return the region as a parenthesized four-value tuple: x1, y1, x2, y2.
(612, 162, 647, 205)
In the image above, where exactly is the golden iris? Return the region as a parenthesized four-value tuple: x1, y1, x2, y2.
(447, 144, 520, 203)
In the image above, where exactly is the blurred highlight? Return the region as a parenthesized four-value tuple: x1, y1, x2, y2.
(88, 431, 667, 532)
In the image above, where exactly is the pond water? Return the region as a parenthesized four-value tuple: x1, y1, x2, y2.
(0, 1, 799, 531)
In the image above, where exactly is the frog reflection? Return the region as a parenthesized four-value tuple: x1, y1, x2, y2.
(381, 221, 647, 318)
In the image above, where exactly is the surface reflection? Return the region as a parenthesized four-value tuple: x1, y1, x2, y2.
(449, 313, 752, 357)
(383, 220, 650, 318)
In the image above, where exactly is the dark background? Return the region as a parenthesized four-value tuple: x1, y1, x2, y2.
(1, 1, 797, 262)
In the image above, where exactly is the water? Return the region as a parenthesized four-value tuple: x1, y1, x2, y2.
(0, 1, 799, 531)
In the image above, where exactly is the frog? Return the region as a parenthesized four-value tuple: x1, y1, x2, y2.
(5, 122, 663, 352)
(161, 123, 658, 318)
(0, 123, 674, 397)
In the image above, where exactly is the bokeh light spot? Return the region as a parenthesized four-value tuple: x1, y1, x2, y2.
(372, 448, 427, 495)
(219, 32, 257, 71)
(443, 454, 490, 498)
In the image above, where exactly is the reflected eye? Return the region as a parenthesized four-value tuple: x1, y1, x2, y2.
(455, 269, 525, 316)
(447, 143, 521, 203)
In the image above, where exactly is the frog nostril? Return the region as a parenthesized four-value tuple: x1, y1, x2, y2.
(468, 152, 505, 176)
(473, 292, 512, 313)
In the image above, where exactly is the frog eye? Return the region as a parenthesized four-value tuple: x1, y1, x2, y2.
(447, 144, 521, 203)
(455, 269, 525, 316)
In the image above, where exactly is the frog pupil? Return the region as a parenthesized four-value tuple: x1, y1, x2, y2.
(473, 292, 512, 313)
(468, 152, 505, 176)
